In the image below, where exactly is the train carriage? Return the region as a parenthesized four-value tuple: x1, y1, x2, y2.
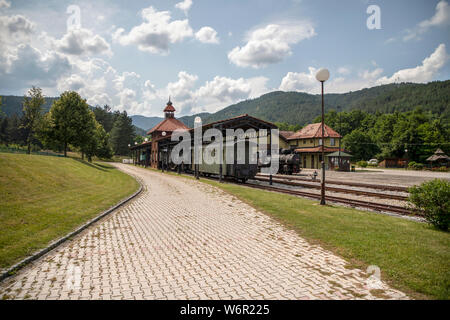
(157, 114, 277, 182)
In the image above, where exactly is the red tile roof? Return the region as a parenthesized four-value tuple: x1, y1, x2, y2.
(147, 118, 189, 135)
(279, 131, 295, 141)
(294, 146, 341, 153)
(288, 123, 341, 140)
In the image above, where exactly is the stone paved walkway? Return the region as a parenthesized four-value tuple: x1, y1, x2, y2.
(0, 164, 408, 300)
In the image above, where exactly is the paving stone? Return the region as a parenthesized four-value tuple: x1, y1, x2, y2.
(0, 164, 408, 300)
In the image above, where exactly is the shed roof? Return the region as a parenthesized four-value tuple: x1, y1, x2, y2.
(326, 151, 353, 157)
(294, 146, 341, 153)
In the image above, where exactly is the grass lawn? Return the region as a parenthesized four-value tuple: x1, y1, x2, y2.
(0, 153, 139, 270)
(155, 169, 449, 300)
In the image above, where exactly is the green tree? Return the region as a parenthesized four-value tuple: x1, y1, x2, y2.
(109, 111, 135, 156)
(342, 129, 379, 161)
(42, 91, 93, 157)
(93, 105, 119, 133)
(95, 125, 113, 160)
(21, 87, 45, 154)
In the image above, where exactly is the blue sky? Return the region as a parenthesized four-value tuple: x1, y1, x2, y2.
(0, 0, 449, 116)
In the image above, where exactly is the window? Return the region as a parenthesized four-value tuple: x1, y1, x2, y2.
(330, 138, 335, 146)
(310, 139, 313, 144)
(303, 139, 306, 144)
(319, 139, 323, 146)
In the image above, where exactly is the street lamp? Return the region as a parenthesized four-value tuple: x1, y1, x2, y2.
(194, 116, 202, 180)
(316, 68, 330, 205)
(337, 105, 342, 170)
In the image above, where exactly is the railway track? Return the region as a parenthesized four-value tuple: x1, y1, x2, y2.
(254, 176, 409, 201)
(257, 173, 409, 192)
(243, 182, 414, 216)
(163, 170, 416, 217)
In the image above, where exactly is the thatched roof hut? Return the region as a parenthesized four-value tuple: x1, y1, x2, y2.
(426, 148, 450, 167)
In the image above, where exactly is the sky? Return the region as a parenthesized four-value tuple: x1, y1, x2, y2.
(0, 0, 449, 117)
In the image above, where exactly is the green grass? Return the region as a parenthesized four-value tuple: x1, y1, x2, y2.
(154, 169, 450, 300)
(0, 153, 139, 269)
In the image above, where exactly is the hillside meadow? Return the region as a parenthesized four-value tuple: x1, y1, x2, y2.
(0, 153, 139, 270)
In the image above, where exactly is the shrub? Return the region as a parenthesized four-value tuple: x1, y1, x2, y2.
(357, 160, 368, 168)
(408, 161, 424, 170)
(408, 179, 450, 231)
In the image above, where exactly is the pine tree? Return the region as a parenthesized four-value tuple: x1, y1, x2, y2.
(21, 87, 45, 154)
(109, 111, 135, 156)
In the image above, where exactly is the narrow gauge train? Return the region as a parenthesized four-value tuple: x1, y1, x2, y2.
(161, 138, 259, 182)
(278, 149, 301, 175)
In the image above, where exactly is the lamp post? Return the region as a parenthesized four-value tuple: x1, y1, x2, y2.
(316, 68, 330, 205)
(194, 117, 202, 180)
(337, 105, 342, 170)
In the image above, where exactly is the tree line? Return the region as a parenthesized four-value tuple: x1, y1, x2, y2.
(0, 88, 137, 161)
(312, 108, 449, 163)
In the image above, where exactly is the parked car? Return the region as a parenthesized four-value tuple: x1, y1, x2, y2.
(368, 159, 378, 166)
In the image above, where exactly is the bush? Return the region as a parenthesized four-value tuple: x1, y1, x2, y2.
(408, 179, 450, 231)
(356, 160, 368, 168)
(408, 161, 424, 170)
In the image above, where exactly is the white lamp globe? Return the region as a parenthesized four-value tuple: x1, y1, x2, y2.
(162, 132, 166, 137)
(145, 137, 149, 141)
(315, 68, 330, 82)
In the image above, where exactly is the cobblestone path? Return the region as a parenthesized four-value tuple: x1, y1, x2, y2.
(0, 164, 408, 300)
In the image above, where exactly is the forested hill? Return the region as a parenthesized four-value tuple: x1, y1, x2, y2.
(1, 80, 449, 130)
(0, 95, 58, 117)
(179, 80, 450, 128)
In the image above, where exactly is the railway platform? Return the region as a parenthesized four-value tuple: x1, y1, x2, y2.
(0, 164, 408, 300)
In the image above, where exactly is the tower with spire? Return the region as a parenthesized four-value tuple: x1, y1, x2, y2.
(146, 96, 190, 168)
(163, 97, 176, 119)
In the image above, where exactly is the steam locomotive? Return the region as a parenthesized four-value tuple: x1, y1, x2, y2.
(278, 149, 301, 175)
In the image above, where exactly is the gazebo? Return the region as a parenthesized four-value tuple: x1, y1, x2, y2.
(326, 151, 352, 171)
(426, 148, 450, 168)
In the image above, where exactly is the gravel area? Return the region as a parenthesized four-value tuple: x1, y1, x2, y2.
(298, 169, 449, 187)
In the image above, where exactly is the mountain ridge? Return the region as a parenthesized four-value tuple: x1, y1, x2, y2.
(2, 80, 449, 132)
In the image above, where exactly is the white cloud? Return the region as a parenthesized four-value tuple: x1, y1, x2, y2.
(175, 0, 193, 16)
(279, 44, 449, 94)
(377, 44, 448, 84)
(228, 22, 316, 68)
(279, 68, 318, 92)
(113, 6, 193, 54)
(361, 68, 383, 80)
(194, 76, 269, 113)
(0, 14, 34, 44)
(195, 26, 219, 44)
(404, 1, 450, 41)
(337, 67, 350, 75)
(0, 44, 72, 91)
(54, 28, 112, 57)
(0, 0, 10, 9)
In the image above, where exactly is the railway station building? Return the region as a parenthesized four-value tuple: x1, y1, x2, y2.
(284, 123, 344, 169)
(130, 99, 278, 170)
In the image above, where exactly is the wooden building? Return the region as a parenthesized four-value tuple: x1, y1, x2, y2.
(379, 158, 408, 168)
(426, 148, 450, 167)
(130, 99, 189, 168)
(285, 123, 343, 169)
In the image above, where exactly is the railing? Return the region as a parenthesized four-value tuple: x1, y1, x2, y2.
(0, 146, 65, 157)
